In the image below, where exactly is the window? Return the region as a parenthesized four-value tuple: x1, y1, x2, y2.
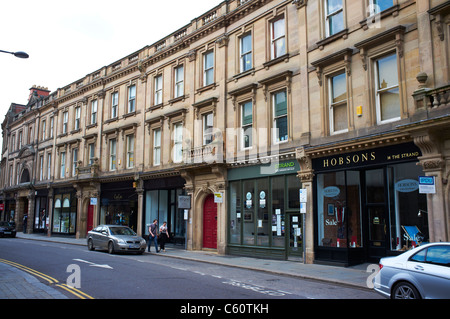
(153, 129, 161, 166)
(72, 148, 78, 177)
(41, 120, 46, 140)
(126, 135, 134, 169)
(89, 143, 95, 165)
(325, 0, 344, 36)
(241, 101, 253, 149)
(91, 100, 97, 124)
(270, 17, 286, 59)
(375, 53, 400, 123)
(272, 90, 288, 143)
(154, 75, 163, 105)
(60, 152, 66, 178)
(39, 155, 44, 181)
(47, 153, 52, 180)
(9, 165, 13, 186)
(50, 117, 54, 138)
(75, 106, 81, 130)
(11, 134, 15, 151)
(371, 0, 394, 14)
(109, 139, 116, 171)
(128, 85, 136, 113)
(173, 123, 183, 163)
(203, 51, 214, 86)
(410, 246, 450, 267)
(203, 112, 214, 145)
(18, 131, 23, 149)
(329, 72, 348, 134)
(63, 111, 68, 134)
(240, 33, 252, 72)
(111, 92, 118, 118)
(174, 65, 184, 98)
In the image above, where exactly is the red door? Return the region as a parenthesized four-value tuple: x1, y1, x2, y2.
(87, 205, 94, 234)
(203, 195, 217, 249)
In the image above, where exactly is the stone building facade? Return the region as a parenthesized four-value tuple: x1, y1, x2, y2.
(1, 0, 449, 265)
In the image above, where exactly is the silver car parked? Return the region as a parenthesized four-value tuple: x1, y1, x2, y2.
(87, 225, 146, 254)
(374, 242, 450, 299)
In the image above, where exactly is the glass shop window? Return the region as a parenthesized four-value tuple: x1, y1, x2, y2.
(229, 181, 241, 245)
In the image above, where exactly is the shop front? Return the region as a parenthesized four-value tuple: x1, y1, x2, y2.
(227, 159, 302, 260)
(143, 176, 186, 245)
(313, 142, 428, 265)
(33, 189, 49, 233)
(100, 181, 138, 231)
(52, 188, 77, 235)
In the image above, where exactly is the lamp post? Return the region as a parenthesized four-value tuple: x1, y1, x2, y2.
(0, 50, 29, 59)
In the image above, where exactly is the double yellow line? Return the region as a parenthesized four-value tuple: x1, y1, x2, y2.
(0, 258, 94, 299)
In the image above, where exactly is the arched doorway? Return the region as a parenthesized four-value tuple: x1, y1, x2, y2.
(203, 194, 217, 249)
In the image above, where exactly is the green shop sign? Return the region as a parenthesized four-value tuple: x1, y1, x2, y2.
(228, 160, 300, 181)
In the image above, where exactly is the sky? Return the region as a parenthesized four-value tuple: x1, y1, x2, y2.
(0, 0, 223, 144)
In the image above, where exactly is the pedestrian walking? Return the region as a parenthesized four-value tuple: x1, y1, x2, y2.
(147, 219, 159, 253)
(159, 221, 170, 252)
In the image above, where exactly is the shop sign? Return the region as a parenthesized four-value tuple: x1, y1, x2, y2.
(419, 176, 435, 194)
(0, 204, 4, 211)
(323, 186, 340, 198)
(313, 143, 421, 172)
(214, 192, 223, 203)
(178, 195, 191, 209)
(395, 179, 419, 192)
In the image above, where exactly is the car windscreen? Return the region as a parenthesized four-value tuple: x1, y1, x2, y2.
(109, 227, 136, 236)
(0, 221, 9, 227)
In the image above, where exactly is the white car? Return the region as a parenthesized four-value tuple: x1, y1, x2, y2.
(374, 242, 450, 299)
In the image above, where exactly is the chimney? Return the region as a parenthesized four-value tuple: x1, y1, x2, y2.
(29, 85, 50, 101)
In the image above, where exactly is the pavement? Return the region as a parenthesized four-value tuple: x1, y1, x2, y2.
(0, 232, 377, 299)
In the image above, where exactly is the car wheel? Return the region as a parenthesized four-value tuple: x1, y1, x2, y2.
(87, 239, 95, 251)
(108, 241, 115, 254)
(392, 282, 421, 299)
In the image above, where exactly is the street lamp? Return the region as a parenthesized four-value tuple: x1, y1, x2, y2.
(0, 49, 29, 59)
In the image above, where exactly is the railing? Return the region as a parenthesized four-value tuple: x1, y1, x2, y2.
(414, 84, 450, 110)
(184, 143, 223, 164)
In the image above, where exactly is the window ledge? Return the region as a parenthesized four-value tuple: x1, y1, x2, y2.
(316, 29, 349, 50)
(263, 54, 290, 69)
(197, 82, 217, 94)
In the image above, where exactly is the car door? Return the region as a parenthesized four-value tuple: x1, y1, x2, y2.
(407, 245, 450, 298)
(97, 226, 110, 250)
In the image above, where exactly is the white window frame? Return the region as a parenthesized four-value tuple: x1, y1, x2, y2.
(111, 91, 118, 118)
(60, 152, 66, 178)
(72, 148, 78, 177)
(174, 65, 184, 98)
(128, 85, 136, 113)
(91, 100, 98, 124)
(63, 111, 68, 134)
(328, 72, 348, 135)
(173, 123, 183, 163)
(39, 155, 44, 181)
(41, 120, 46, 140)
(126, 134, 134, 169)
(203, 51, 214, 86)
(153, 129, 161, 166)
(89, 143, 95, 165)
(154, 75, 163, 105)
(240, 101, 253, 150)
(47, 153, 52, 180)
(75, 106, 81, 130)
(109, 139, 117, 171)
(325, 0, 344, 37)
(374, 53, 400, 124)
(240, 33, 252, 72)
(50, 117, 54, 138)
(203, 112, 214, 145)
(270, 16, 286, 59)
(272, 89, 288, 144)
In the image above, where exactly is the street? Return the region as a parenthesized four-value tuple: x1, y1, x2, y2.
(0, 238, 382, 301)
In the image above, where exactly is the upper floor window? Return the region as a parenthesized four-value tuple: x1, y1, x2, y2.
(75, 106, 81, 130)
(39, 155, 44, 181)
(88, 143, 95, 165)
(41, 120, 46, 140)
(203, 51, 214, 86)
(128, 85, 136, 113)
(154, 75, 163, 105)
(173, 123, 183, 163)
(375, 53, 400, 123)
(241, 101, 253, 149)
(270, 16, 286, 59)
(203, 112, 214, 145)
(174, 65, 184, 98)
(47, 153, 52, 180)
(272, 90, 288, 144)
(63, 111, 68, 134)
(240, 33, 252, 72)
(109, 139, 117, 171)
(329, 72, 348, 134)
(72, 148, 78, 177)
(325, 0, 344, 36)
(111, 92, 118, 118)
(60, 151, 66, 178)
(370, 0, 394, 14)
(18, 131, 23, 149)
(153, 129, 161, 166)
(126, 134, 134, 169)
(50, 117, 54, 138)
(91, 100, 98, 124)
